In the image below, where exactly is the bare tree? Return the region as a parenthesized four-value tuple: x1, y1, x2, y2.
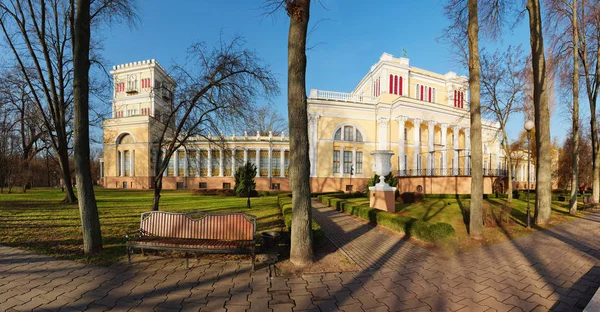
(526, 0, 553, 225)
(151, 37, 278, 211)
(0, 0, 135, 203)
(0, 70, 47, 192)
(546, 0, 580, 214)
(481, 46, 526, 203)
(245, 106, 287, 136)
(576, 1, 600, 202)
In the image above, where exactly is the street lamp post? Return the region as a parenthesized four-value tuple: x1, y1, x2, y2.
(524, 119, 534, 228)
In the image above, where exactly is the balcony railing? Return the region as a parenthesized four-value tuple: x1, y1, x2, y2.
(396, 168, 508, 177)
(308, 89, 378, 104)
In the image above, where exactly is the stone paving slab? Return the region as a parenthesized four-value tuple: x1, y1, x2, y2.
(1, 204, 600, 311)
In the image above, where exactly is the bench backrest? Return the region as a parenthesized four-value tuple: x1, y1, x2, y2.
(139, 211, 256, 240)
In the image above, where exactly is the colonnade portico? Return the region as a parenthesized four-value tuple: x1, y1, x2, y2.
(395, 115, 472, 176)
(162, 146, 289, 179)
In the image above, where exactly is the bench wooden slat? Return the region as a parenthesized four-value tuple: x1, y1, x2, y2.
(130, 211, 257, 270)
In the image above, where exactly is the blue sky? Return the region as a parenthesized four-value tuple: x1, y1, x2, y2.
(99, 0, 570, 143)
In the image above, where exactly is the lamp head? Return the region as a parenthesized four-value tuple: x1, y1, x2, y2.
(524, 119, 534, 132)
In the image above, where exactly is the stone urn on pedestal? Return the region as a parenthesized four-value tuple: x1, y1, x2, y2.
(369, 150, 397, 212)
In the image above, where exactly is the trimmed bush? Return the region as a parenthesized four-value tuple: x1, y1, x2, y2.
(401, 192, 424, 203)
(311, 191, 344, 198)
(512, 190, 520, 199)
(326, 197, 455, 243)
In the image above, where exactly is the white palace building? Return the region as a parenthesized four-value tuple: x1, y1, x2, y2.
(100, 53, 535, 194)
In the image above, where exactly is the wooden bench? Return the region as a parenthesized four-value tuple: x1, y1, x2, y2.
(126, 211, 257, 269)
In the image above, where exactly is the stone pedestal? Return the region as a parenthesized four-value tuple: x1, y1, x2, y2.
(369, 184, 397, 212)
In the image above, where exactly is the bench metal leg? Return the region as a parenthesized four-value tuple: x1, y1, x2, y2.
(127, 247, 132, 264)
(141, 248, 144, 256)
(186, 254, 189, 269)
(251, 249, 255, 271)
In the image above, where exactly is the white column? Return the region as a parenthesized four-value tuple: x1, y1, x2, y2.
(207, 149, 212, 177)
(440, 124, 448, 175)
(120, 150, 125, 177)
(280, 149, 285, 178)
(100, 162, 104, 178)
(308, 114, 320, 177)
(339, 146, 345, 176)
(243, 148, 248, 164)
(427, 120, 436, 173)
(174, 150, 179, 177)
(377, 117, 390, 150)
(130, 150, 135, 176)
(396, 116, 407, 175)
(453, 126, 460, 174)
(465, 129, 471, 171)
(231, 149, 236, 176)
(413, 118, 422, 175)
(219, 148, 224, 177)
(256, 148, 261, 176)
(268, 148, 272, 177)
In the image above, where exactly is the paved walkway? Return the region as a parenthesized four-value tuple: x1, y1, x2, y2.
(0, 203, 599, 311)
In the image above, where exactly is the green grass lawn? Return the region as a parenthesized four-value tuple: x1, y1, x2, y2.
(332, 194, 592, 252)
(0, 188, 283, 265)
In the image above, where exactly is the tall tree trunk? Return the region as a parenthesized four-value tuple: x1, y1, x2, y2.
(468, 0, 483, 239)
(570, 0, 579, 215)
(57, 143, 77, 203)
(506, 156, 513, 203)
(287, 0, 314, 265)
(72, 0, 102, 254)
(527, 0, 552, 224)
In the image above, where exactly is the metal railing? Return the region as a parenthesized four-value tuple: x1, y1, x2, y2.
(396, 168, 508, 177)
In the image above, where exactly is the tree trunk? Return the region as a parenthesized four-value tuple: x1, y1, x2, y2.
(527, 0, 552, 225)
(287, 0, 314, 266)
(468, 0, 483, 239)
(152, 177, 162, 211)
(592, 112, 599, 201)
(72, 0, 102, 254)
(570, 0, 579, 216)
(57, 145, 77, 203)
(506, 151, 513, 203)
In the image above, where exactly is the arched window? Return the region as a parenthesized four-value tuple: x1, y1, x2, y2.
(118, 133, 134, 144)
(356, 131, 363, 142)
(333, 125, 364, 142)
(389, 74, 393, 94)
(394, 75, 398, 95)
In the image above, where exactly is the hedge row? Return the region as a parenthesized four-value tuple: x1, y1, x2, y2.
(311, 191, 344, 198)
(319, 194, 455, 243)
(277, 195, 324, 244)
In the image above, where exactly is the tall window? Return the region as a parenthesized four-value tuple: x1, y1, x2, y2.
(177, 151, 185, 176)
(373, 77, 381, 96)
(355, 131, 363, 142)
(271, 150, 281, 176)
(189, 151, 197, 176)
(432, 88, 436, 103)
(224, 150, 232, 176)
(389, 74, 393, 95)
(454, 90, 465, 108)
(284, 151, 290, 177)
(393, 75, 398, 94)
(356, 152, 363, 174)
(404, 128, 408, 140)
(259, 150, 269, 177)
(167, 154, 175, 175)
(248, 150, 257, 170)
(199, 150, 208, 176)
(420, 85, 424, 101)
(124, 151, 131, 176)
(399, 76, 403, 95)
(333, 150, 340, 173)
(343, 151, 353, 174)
(211, 150, 220, 176)
(234, 150, 244, 171)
